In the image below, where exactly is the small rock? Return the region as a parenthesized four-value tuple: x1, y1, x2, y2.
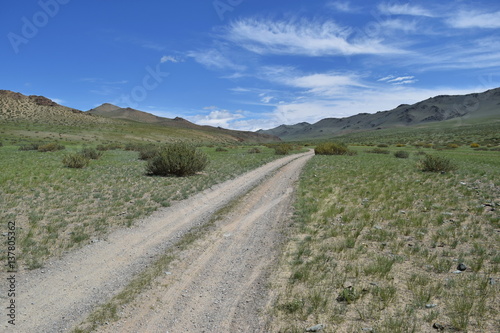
(457, 263, 467, 271)
(362, 328, 373, 332)
(426, 304, 437, 309)
(305, 324, 325, 332)
(453, 270, 463, 274)
(489, 278, 496, 285)
(433, 323, 445, 331)
(343, 281, 353, 289)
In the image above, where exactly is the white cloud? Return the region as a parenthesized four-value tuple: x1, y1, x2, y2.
(448, 10, 500, 29)
(328, 1, 356, 13)
(187, 108, 245, 128)
(384, 76, 417, 85)
(378, 3, 435, 17)
(380, 19, 419, 33)
(224, 18, 406, 56)
(258, 66, 367, 97)
(187, 49, 246, 71)
(160, 55, 181, 63)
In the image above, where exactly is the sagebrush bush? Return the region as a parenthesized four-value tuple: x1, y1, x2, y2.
(19, 142, 42, 151)
(38, 142, 65, 152)
(146, 142, 209, 177)
(247, 147, 261, 154)
(79, 148, 102, 160)
(315, 142, 353, 155)
(366, 148, 390, 154)
(419, 155, 457, 172)
(215, 147, 228, 152)
(394, 150, 410, 159)
(138, 145, 160, 160)
(62, 153, 90, 168)
(470, 143, 480, 148)
(274, 144, 293, 155)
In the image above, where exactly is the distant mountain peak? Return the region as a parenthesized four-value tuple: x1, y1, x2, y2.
(91, 103, 121, 113)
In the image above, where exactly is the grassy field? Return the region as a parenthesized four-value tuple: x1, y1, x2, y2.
(0, 142, 300, 270)
(269, 145, 499, 332)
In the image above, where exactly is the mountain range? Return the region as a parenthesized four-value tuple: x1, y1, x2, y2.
(0, 90, 278, 143)
(1, 88, 499, 143)
(258, 87, 500, 141)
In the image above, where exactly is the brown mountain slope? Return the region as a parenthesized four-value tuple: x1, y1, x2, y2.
(258, 87, 500, 140)
(0, 90, 114, 126)
(0, 90, 279, 143)
(88, 103, 279, 142)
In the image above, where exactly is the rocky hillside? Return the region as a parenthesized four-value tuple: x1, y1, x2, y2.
(0, 90, 114, 126)
(258, 87, 500, 141)
(0, 90, 279, 143)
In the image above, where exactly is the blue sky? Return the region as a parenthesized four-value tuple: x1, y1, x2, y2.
(2, 0, 500, 130)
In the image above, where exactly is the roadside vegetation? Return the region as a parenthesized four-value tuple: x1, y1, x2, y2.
(0, 142, 298, 270)
(269, 144, 499, 332)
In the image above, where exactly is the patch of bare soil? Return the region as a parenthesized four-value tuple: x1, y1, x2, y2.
(11, 150, 313, 333)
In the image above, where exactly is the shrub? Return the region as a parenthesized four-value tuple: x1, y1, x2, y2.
(396, 144, 406, 147)
(38, 142, 65, 152)
(62, 153, 90, 168)
(419, 155, 457, 172)
(138, 145, 160, 160)
(0, 141, 3, 147)
(470, 143, 480, 148)
(366, 148, 390, 154)
(146, 142, 209, 177)
(79, 148, 102, 160)
(19, 142, 42, 151)
(377, 144, 389, 148)
(394, 150, 410, 159)
(315, 142, 352, 155)
(215, 147, 228, 152)
(274, 144, 293, 155)
(446, 143, 459, 149)
(247, 147, 261, 154)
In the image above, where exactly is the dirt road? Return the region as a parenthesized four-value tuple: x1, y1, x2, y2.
(12, 150, 313, 333)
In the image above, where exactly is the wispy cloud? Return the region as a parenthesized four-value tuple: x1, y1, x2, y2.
(448, 10, 500, 29)
(224, 18, 406, 56)
(258, 66, 367, 97)
(160, 55, 182, 63)
(378, 3, 436, 17)
(187, 49, 246, 71)
(379, 75, 417, 85)
(327, 1, 357, 13)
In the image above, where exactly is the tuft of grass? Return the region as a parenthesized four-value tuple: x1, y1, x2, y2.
(62, 153, 90, 168)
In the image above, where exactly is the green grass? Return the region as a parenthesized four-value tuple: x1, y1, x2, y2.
(0, 143, 286, 270)
(270, 145, 499, 332)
